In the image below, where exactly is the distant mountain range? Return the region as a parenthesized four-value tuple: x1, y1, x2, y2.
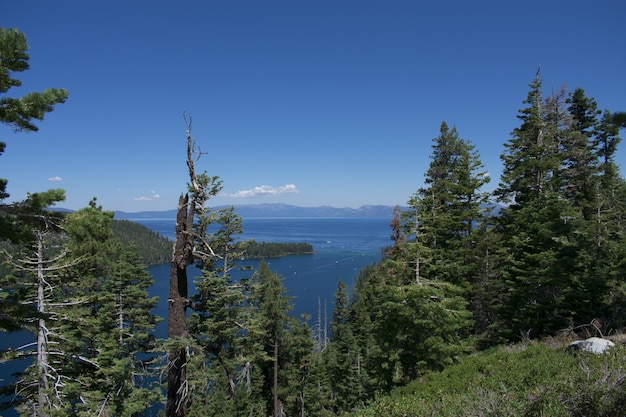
(114, 203, 401, 220)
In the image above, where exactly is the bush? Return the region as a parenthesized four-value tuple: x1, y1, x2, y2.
(349, 343, 626, 417)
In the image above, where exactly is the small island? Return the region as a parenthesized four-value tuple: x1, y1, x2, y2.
(244, 240, 313, 259)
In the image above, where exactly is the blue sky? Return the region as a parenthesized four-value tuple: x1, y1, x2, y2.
(1, 1, 625, 212)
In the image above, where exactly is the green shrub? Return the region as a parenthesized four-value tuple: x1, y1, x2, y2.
(349, 343, 626, 417)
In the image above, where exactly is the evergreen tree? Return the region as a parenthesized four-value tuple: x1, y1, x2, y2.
(389, 205, 406, 246)
(0, 27, 67, 338)
(401, 121, 491, 344)
(578, 107, 626, 327)
(5, 199, 160, 416)
(1, 190, 70, 416)
(53, 200, 161, 416)
(0, 27, 68, 203)
(493, 75, 626, 339)
(185, 204, 258, 417)
(350, 260, 473, 393)
(0, 190, 66, 335)
(553, 88, 609, 326)
(467, 217, 508, 346)
(279, 315, 316, 417)
(250, 260, 292, 417)
(495, 70, 560, 207)
(494, 72, 571, 339)
(325, 279, 365, 413)
(405, 121, 490, 286)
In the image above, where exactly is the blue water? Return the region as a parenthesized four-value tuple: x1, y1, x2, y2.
(143, 217, 392, 337)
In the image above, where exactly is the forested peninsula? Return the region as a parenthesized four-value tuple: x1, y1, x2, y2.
(244, 240, 313, 258)
(110, 219, 313, 264)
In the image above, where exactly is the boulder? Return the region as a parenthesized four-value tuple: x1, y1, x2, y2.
(566, 337, 615, 355)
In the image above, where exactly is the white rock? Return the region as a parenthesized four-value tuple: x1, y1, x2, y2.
(566, 337, 615, 354)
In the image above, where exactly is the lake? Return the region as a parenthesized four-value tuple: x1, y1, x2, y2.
(142, 217, 392, 336)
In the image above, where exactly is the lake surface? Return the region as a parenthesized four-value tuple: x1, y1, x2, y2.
(143, 217, 392, 336)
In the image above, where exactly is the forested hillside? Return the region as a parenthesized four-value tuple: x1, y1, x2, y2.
(110, 218, 173, 265)
(2, 25, 626, 417)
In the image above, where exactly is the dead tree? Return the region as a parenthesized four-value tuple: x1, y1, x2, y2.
(7, 220, 82, 416)
(166, 114, 222, 417)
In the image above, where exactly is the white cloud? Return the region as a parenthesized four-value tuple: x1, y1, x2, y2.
(230, 184, 299, 198)
(48, 176, 63, 182)
(133, 190, 161, 201)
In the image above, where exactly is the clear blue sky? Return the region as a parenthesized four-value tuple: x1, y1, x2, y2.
(2, 1, 625, 212)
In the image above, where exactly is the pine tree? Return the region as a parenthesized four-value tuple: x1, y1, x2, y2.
(491, 74, 626, 339)
(247, 260, 293, 417)
(406, 121, 490, 286)
(467, 217, 508, 346)
(350, 260, 473, 393)
(389, 205, 406, 246)
(0, 27, 68, 203)
(550, 88, 609, 326)
(325, 279, 364, 413)
(4, 198, 161, 416)
(54, 200, 161, 416)
(577, 107, 626, 327)
(1, 190, 72, 416)
(400, 122, 492, 345)
(0, 27, 67, 338)
(185, 204, 257, 417)
(495, 70, 560, 207)
(494, 72, 571, 339)
(279, 315, 316, 417)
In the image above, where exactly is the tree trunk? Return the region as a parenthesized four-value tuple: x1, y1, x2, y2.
(166, 194, 192, 417)
(166, 118, 201, 417)
(36, 231, 49, 417)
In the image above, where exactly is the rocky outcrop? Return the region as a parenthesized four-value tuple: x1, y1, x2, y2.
(566, 337, 615, 355)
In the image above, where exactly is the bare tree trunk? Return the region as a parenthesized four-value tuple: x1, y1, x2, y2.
(36, 231, 50, 417)
(166, 119, 199, 417)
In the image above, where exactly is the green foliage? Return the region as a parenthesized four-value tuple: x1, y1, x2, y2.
(110, 218, 172, 264)
(324, 280, 367, 413)
(249, 260, 293, 415)
(349, 342, 626, 417)
(61, 202, 160, 416)
(0, 27, 68, 201)
(279, 316, 316, 417)
(351, 260, 474, 394)
(244, 240, 313, 258)
(400, 121, 496, 344)
(0, 28, 68, 132)
(9, 200, 161, 416)
(610, 111, 626, 129)
(0, 189, 66, 337)
(495, 74, 626, 340)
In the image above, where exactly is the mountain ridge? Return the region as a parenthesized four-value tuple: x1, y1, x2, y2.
(113, 203, 400, 220)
